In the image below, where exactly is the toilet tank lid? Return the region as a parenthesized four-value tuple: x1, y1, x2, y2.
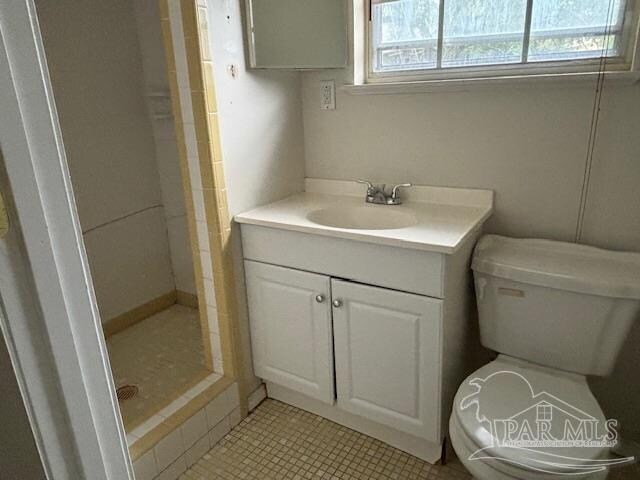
(472, 235, 640, 299)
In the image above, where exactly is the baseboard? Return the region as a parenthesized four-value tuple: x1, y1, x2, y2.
(176, 290, 198, 308)
(248, 383, 267, 412)
(266, 382, 443, 464)
(103, 291, 177, 337)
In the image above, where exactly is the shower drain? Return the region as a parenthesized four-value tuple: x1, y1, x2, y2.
(116, 385, 138, 402)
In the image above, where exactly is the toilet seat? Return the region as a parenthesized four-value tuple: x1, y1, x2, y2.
(450, 355, 610, 480)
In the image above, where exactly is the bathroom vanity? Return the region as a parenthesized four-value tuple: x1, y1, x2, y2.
(235, 179, 493, 463)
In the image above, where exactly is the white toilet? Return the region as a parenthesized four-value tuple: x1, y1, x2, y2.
(449, 235, 640, 480)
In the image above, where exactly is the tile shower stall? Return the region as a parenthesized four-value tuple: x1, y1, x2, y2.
(7, 0, 640, 479)
(35, 0, 241, 478)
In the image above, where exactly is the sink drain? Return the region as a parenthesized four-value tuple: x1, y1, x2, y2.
(116, 385, 138, 402)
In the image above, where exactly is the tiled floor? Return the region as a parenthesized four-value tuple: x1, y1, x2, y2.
(106, 304, 210, 430)
(179, 399, 471, 480)
(179, 398, 640, 480)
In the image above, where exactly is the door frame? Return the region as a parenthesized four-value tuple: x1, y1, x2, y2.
(0, 1, 131, 479)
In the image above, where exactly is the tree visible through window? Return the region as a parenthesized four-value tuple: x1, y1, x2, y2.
(370, 0, 628, 74)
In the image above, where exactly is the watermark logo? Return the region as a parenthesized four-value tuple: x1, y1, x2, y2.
(459, 370, 635, 475)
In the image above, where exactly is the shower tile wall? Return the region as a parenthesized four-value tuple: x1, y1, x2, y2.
(166, 0, 224, 373)
(39, 0, 221, 349)
(134, 0, 197, 298)
(37, 0, 181, 321)
(83, 209, 175, 320)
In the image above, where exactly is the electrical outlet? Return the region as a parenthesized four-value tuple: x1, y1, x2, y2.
(320, 80, 335, 110)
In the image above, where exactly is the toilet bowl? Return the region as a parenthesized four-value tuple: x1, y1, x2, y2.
(449, 235, 640, 480)
(450, 356, 608, 480)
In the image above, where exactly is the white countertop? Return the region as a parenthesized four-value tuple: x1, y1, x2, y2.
(234, 179, 493, 254)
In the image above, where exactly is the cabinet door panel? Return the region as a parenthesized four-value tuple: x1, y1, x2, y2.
(247, 0, 347, 68)
(332, 280, 442, 441)
(245, 261, 334, 403)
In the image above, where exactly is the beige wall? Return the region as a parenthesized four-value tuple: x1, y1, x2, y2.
(37, 0, 186, 320)
(302, 72, 640, 248)
(301, 70, 640, 438)
(205, 0, 306, 392)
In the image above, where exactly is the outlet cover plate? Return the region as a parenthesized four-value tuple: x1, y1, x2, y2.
(320, 80, 335, 110)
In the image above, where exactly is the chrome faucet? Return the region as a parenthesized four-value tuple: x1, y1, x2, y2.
(356, 180, 412, 205)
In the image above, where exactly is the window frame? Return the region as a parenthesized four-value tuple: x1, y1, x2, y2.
(364, 0, 640, 85)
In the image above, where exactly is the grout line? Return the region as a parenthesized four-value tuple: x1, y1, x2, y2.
(82, 204, 163, 234)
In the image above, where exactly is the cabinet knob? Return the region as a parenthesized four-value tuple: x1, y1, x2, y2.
(332, 299, 342, 308)
(315, 294, 325, 303)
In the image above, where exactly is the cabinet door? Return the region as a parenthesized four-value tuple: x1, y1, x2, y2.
(332, 279, 442, 441)
(245, 261, 334, 403)
(246, 0, 347, 68)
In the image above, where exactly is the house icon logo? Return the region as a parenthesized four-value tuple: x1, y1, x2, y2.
(459, 370, 634, 475)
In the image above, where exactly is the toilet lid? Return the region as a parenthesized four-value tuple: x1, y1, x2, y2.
(453, 356, 612, 476)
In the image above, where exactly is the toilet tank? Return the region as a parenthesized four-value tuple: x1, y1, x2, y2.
(472, 235, 640, 376)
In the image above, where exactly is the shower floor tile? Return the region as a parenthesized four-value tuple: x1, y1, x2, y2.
(180, 399, 472, 480)
(106, 304, 209, 430)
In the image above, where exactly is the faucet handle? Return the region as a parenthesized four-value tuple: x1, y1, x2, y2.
(391, 183, 412, 200)
(355, 179, 375, 194)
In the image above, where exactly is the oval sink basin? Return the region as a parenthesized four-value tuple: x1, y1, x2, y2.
(307, 206, 417, 230)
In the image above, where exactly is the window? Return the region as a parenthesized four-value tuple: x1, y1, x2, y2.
(368, 0, 634, 80)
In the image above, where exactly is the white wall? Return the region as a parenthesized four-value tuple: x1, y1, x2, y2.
(209, 5, 306, 217)
(205, 0, 306, 392)
(36, 0, 180, 320)
(578, 85, 640, 252)
(301, 70, 640, 438)
(303, 72, 640, 247)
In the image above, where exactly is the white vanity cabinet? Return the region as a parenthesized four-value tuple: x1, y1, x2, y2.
(245, 260, 443, 443)
(236, 180, 493, 464)
(240, 224, 480, 464)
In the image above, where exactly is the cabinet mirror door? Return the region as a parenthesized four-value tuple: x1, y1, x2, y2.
(332, 279, 442, 441)
(245, 261, 334, 403)
(246, 0, 347, 69)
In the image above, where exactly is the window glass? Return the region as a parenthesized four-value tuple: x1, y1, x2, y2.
(369, 0, 630, 76)
(529, 0, 625, 61)
(371, 0, 440, 72)
(442, 0, 527, 67)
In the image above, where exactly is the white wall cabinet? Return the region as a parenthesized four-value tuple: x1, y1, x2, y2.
(244, 261, 334, 404)
(245, 260, 443, 442)
(245, 0, 347, 69)
(332, 279, 442, 442)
